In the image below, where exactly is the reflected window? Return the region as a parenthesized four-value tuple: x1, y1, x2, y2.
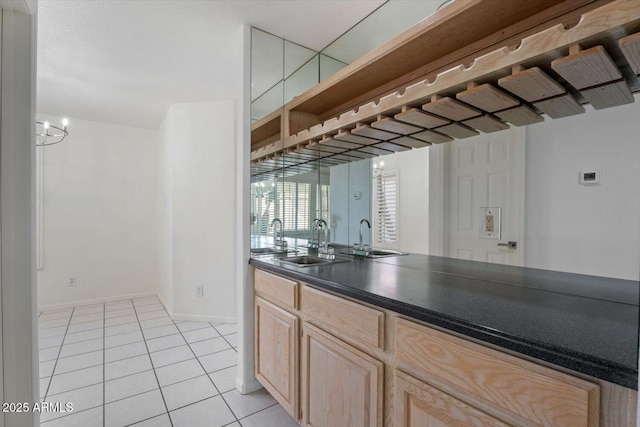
(373, 171, 398, 245)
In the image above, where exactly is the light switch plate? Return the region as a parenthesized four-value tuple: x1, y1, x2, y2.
(480, 207, 501, 239)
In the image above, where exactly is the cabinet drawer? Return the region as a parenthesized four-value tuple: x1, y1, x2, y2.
(394, 370, 509, 427)
(395, 318, 599, 427)
(255, 268, 298, 310)
(301, 286, 384, 350)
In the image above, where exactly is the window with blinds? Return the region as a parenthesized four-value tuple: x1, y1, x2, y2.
(374, 171, 398, 244)
(316, 184, 331, 222)
(278, 181, 310, 231)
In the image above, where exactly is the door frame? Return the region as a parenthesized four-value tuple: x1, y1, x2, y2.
(0, 1, 38, 426)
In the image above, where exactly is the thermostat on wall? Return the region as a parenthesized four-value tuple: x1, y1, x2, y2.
(579, 170, 601, 185)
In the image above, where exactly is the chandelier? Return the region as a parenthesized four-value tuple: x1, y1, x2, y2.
(36, 118, 69, 147)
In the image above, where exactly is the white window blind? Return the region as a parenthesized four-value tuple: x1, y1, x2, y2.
(278, 181, 310, 232)
(374, 171, 397, 244)
(316, 184, 330, 222)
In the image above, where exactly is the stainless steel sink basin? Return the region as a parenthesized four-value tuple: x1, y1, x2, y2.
(337, 248, 408, 258)
(280, 255, 350, 267)
(367, 249, 407, 258)
(251, 247, 298, 255)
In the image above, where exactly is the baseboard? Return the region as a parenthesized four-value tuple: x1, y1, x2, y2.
(38, 291, 157, 312)
(156, 294, 236, 324)
(157, 293, 173, 317)
(171, 313, 237, 324)
(236, 377, 263, 394)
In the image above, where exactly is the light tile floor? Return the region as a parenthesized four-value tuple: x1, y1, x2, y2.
(38, 296, 299, 427)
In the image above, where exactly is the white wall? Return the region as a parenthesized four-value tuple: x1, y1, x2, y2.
(159, 101, 237, 322)
(0, 2, 39, 426)
(329, 158, 371, 246)
(37, 117, 161, 309)
(374, 147, 429, 254)
(525, 99, 640, 280)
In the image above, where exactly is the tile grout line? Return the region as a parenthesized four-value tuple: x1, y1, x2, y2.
(131, 300, 174, 427)
(212, 325, 237, 352)
(43, 306, 76, 401)
(167, 315, 240, 424)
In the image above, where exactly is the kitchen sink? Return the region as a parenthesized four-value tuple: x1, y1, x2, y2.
(251, 247, 298, 255)
(338, 248, 408, 258)
(367, 249, 408, 258)
(280, 255, 350, 267)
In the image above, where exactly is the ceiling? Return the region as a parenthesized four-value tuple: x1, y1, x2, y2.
(37, 0, 385, 129)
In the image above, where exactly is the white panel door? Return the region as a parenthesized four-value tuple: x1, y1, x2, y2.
(447, 127, 524, 265)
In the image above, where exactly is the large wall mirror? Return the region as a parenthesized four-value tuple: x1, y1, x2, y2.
(250, 2, 640, 284)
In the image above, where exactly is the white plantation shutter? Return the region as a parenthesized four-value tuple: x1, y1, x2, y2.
(278, 181, 310, 231)
(316, 184, 330, 222)
(374, 171, 398, 244)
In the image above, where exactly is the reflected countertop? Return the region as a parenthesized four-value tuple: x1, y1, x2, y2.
(249, 251, 639, 389)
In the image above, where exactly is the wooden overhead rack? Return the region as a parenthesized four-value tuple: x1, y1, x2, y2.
(251, 0, 640, 182)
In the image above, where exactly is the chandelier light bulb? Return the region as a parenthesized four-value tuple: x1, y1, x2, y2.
(43, 121, 50, 129)
(62, 118, 69, 127)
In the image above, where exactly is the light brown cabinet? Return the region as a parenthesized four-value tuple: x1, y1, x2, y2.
(395, 318, 600, 427)
(394, 370, 508, 427)
(301, 323, 384, 427)
(254, 296, 299, 418)
(253, 267, 637, 427)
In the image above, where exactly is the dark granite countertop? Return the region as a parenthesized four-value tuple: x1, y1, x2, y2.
(249, 252, 639, 389)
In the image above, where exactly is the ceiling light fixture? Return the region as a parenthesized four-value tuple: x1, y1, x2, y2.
(36, 118, 69, 147)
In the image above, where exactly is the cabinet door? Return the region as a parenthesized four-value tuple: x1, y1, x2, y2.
(301, 323, 383, 427)
(255, 296, 299, 419)
(394, 370, 509, 427)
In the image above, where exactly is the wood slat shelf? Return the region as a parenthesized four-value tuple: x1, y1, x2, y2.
(422, 97, 482, 121)
(373, 141, 411, 152)
(253, 0, 640, 180)
(533, 93, 585, 118)
(371, 116, 423, 135)
(498, 67, 566, 101)
(306, 141, 347, 154)
(411, 130, 453, 144)
(462, 114, 510, 133)
(333, 131, 380, 145)
(343, 150, 377, 159)
(394, 107, 450, 129)
(320, 137, 362, 150)
(435, 123, 480, 139)
(389, 136, 433, 148)
(551, 45, 622, 90)
(581, 80, 635, 109)
(351, 124, 400, 141)
(456, 83, 520, 112)
(495, 105, 545, 126)
(283, 0, 639, 151)
(620, 32, 640, 74)
(357, 145, 394, 156)
(284, 0, 611, 127)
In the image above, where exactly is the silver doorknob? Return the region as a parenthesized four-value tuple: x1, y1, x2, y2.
(497, 241, 517, 249)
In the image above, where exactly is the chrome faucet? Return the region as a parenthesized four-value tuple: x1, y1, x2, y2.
(316, 219, 335, 260)
(308, 218, 321, 249)
(356, 219, 371, 255)
(270, 218, 287, 250)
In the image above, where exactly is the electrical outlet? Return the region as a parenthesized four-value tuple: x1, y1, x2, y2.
(485, 215, 494, 232)
(480, 207, 501, 239)
(68, 277, 77, 287)
(196, 285, 204, 297)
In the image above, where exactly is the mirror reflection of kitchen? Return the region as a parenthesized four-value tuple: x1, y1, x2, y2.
(249, 0, 639, 284)
(324, 99, 639, 282)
